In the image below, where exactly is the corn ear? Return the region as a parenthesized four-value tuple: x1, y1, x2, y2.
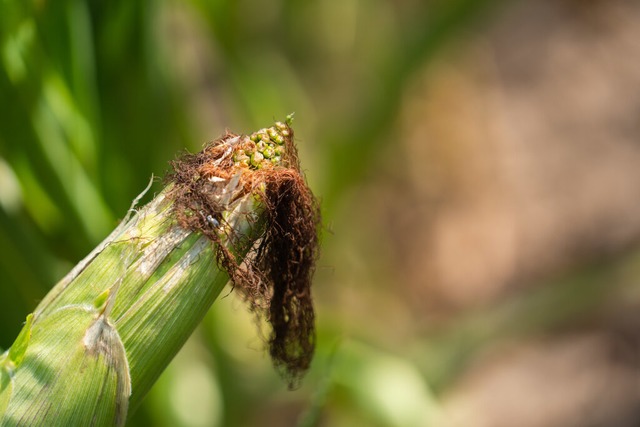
(0, 188, 258, 426)
(0, 120, 320, 425)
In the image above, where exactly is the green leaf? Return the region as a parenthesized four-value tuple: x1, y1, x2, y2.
(1, 306, 130, 427)
(0, 356, 12, 417)
(7, 313, 32, 368)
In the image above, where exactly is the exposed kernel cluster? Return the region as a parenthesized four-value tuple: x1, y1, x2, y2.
(233, 121, 291, 169)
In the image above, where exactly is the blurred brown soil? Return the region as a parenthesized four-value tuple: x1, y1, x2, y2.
(376, 0, 640, 425)
(391, 0, 640, 312)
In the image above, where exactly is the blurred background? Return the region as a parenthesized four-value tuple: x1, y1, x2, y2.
(1, 0, 640, 426)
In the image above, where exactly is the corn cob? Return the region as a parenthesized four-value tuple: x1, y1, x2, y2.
(0, 117, 320, 426)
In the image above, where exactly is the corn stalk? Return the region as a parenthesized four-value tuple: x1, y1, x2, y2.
(0, 118, 320, 426)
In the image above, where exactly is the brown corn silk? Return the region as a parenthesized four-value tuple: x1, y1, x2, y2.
(168, 123, 321, 387)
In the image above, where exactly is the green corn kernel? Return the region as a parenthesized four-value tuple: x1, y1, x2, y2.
(251, 151, 264, 167)
(262, 146, 275, 159)
(250, 129, 268, 144)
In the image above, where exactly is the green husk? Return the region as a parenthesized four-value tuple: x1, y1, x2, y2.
(0, 120, 320, 425)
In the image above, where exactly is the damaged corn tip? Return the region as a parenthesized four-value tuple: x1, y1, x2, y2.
(234, 122, 291, 169)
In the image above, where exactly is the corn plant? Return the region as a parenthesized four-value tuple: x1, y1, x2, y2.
(0, 119, 320, 426)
